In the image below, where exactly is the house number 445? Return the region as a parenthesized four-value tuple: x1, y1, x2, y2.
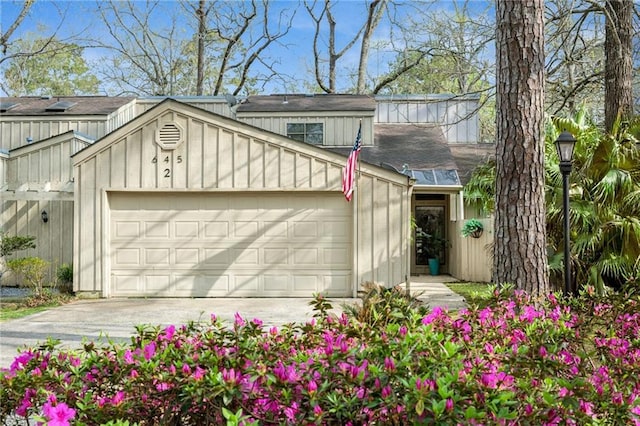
(152, 155, 182, 178)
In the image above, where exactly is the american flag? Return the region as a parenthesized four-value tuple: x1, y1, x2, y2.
(342, 123, 362, 201)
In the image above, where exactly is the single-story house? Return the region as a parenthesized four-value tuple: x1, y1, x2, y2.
(1, 94, 493, 298)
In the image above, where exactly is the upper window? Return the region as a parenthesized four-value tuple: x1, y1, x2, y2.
(287, 123, 323, 145)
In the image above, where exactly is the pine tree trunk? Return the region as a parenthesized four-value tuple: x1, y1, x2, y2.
(604, 0, 633, 132)
(494, 0, 549, 296)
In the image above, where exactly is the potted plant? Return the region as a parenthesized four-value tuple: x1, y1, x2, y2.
(461, 218, 484, 238)
(425, 233, 448, 275)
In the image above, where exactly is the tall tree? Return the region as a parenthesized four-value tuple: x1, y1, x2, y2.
(1, 37, 99, 96)
(305, 0, 387, 94)
(494, 0, 549, 296)
(603, 0, 633, 131)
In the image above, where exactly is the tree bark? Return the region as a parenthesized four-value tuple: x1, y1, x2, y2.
(604, 0, 633, 132)
(494, 0, 549, 296)
(196, 0, 206, 96)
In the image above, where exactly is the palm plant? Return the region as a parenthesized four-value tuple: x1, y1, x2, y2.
(465, 109, 640, 294)
(547, 114, 640, 293)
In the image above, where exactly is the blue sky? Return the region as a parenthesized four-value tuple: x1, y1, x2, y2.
(1, 0, 491, 95)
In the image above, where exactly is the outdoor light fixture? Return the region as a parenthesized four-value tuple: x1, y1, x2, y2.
(41, 210, 48, 223)
(555, 131, 577, 297)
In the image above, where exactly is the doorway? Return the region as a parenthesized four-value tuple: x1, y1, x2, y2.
(412, 199, 447, 275)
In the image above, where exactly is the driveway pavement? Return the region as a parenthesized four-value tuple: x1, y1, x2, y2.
(0, 276, 465, 368)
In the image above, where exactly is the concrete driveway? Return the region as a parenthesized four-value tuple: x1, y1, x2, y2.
(0, 277, 465, 369)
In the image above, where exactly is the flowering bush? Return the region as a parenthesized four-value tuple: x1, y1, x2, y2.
(2, 288, 640, 425)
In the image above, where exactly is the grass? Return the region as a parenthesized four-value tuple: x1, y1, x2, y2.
(445, 281, 493, 304)
(0, 293, 74, 322)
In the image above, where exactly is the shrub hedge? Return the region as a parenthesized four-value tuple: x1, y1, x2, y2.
(1, 287, 640, 425)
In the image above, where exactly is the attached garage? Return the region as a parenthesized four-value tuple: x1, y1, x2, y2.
(73, 99, 411, 298)
(109, 192, 350, 297)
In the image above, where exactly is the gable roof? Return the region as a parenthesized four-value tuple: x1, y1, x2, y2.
(72, 98, 409, 186)
(237, 94, 376, 113)
(0, 96, 135, 116)
(328, 123, 494, 186)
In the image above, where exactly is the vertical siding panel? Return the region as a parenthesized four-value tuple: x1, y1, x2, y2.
(311, 158, 326, 189)
(125, 130, 143, 188)
(140, 125, 157, 189)
(358, 175, 374, 284)
(264, 144, 279, 188)
(188, 120, 203, 188)
(218, 129, 233, 188)
(110, 139, 125, 188)
(328, 163, 342, 191)
(249, 139, 264, 188)
(295, 154, 311, 188)
(281, 149, 295, 188)
(202, 124, 218, 188)
(77, 161, 97, 292)
(234, 134, 249, 188)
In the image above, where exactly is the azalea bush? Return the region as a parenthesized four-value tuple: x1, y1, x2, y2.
(2, 287, 640, 425)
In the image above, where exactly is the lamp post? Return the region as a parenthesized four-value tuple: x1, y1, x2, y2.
(555, 131, 576, 297)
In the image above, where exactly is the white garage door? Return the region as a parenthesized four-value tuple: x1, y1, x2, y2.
(109, 192, 352, 297)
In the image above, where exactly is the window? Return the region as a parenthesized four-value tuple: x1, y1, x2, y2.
(287, 123, 323, 145)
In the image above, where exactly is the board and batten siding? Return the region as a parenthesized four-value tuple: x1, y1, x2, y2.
(0, 118, 104, 151)
(73, 100, 410, 296)
(375, 95, 480, 144)
(5, 133, 91, 190)
(448, 216, 492, 283)
(0, 152, 7, 187)
(237, 114, 373, 147)
(0, 198, 74, 285)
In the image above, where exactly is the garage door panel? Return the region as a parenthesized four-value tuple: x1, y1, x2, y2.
(175, 248, 199, 265)
(234, 221, 259, 237)
(110, 192, 351, 297)
(175, 221, 199, 238)
(234, 275, 260, 294)
(115, 221, 140, 238)
(204, 221, 229, 238)
(203, 248, 230, 265)
(113, 274, 141, 293)
(145, 222, 169, 238)
(114, 248, 140, 265)
(264, 221, 287, 238)
(146, 275, 171, 293)
(145, 248, 170, 265)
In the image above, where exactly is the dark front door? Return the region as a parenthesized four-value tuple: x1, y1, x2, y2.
(413, 204, 447, 275)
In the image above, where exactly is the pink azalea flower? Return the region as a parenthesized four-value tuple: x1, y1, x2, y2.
(193, 366, 206, 380)
(42, 401, 76, 426)
(162, 325, 176, 341)
(445, 398, 454, 412)
(381, 385, 392, 398)
(143, 341, 156, 360)
(10, 351, 35, 372)
(384, 357, 396, 371)
(234, 312, 245, 327)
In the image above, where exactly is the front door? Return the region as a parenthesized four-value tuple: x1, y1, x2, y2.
(412, 202, 447, 275)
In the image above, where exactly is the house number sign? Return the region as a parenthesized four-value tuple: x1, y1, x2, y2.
(151, 154, 183, 178)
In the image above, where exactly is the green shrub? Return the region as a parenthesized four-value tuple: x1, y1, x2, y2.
(0, 232, 36, 257)
(342, 281, 426, 327)
(56, 263, 73, 294)
(6, 257, 50, 296)
(2, 288, 640, 424)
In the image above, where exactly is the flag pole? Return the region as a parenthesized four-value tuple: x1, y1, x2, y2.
(353, 119, 362, 299)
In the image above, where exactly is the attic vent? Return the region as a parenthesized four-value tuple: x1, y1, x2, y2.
(155, 122, 184, 150)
